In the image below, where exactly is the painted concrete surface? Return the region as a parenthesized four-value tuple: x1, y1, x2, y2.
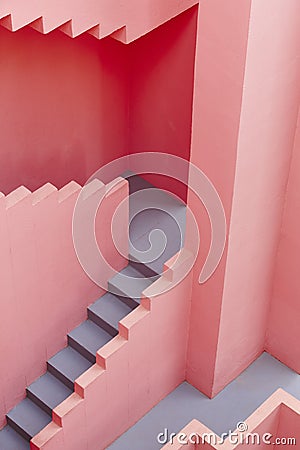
(186, 0, 300, 399)
(0, 179, 128, 428)
(0, 0, 198, 42)
(161, 390, 300, 450)
(109, 352, 300, 450)
(266, 106, 300, 373)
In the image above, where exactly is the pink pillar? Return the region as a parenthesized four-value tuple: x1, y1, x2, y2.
(266, 104, 300, 373)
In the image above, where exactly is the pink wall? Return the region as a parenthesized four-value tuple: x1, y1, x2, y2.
(0, 7, 197, 203)
(187, 0, 300, 397)
(0, 26, 128, 195)
(128, 6, 198, 201)
(0, 178, 128, 427)
(31, 249, 193, 449)
(276, 403, 300, 447)
(266, 105, 300, 373)
(0, 0, 198, 43)
(186, 0, 252, 397)
(213, 0, 300, 393)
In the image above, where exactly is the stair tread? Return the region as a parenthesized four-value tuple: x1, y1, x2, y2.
(6, 398, 51, 439)
(108, 264, 155, 299)
(68, 320, 112, 356)
(129, 213, 184, 275)
(122, 170, 186, 244)
(27, 372, 72, 411)
(47, 346, 93, 384)
(129, 198, 186, 244)
(0, 426, 30, 449)
(88, 293, 132, 330)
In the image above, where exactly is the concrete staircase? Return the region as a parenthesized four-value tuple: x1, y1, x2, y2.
(0, 173, 186, 449)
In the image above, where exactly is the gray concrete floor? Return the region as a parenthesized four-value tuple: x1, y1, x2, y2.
(108, 352, 300, 449)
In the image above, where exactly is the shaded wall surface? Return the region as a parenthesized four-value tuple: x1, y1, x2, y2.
(0, 7, 197, 202)
(128, 6, 198, 201)
(31, 251, 193, 450)
(0, 179, 128, 428)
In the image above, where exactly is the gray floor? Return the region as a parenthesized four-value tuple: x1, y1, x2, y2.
(109, 352, 300, 449)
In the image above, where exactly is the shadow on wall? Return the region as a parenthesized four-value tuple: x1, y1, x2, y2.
(0, 5, 198, 200)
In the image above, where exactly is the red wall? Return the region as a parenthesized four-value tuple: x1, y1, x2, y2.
(0, 179, 128, 427)
(0, 27, 128, 194)
(128, 6, 198, 201)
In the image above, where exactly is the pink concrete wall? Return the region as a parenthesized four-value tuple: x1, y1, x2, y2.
(266, 106, 300, 373)
(0, 26, 128, 195)
(276, 403, 300, 447)
(31, 249, 193, 450)
(128, 6, 198, 201)
(213, 0, 300, 394)
(0, 178, 128, 428)
(186, 0, 252, 397)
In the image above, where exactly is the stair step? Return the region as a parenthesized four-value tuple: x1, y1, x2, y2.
(26, 372, 73, 416)
(68, 320, 112, 363)
(88, 292, 133, 335)
(129, 206, 185, 277)
(47, 346, 93, 390)
(122, 170, 186, 245)
(108, 264, 156, 301)
(6, 398, 51, 441)
(0, 425, 30, 449)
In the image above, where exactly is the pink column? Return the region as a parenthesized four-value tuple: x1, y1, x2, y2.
(186, 0, 252, 397)
(187, 0, 300, 397)
(266, 105, 300, 373)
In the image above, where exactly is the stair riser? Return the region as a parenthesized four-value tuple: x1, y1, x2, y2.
(87, 310, 118, 337)
(26, 390, 52, 417)
(6, 417, 31, 442)
(47, 363, 74, 391)
(129, 258, 159, 279)
(106, 284, 139, 309)
(67, 336, 96, 364)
